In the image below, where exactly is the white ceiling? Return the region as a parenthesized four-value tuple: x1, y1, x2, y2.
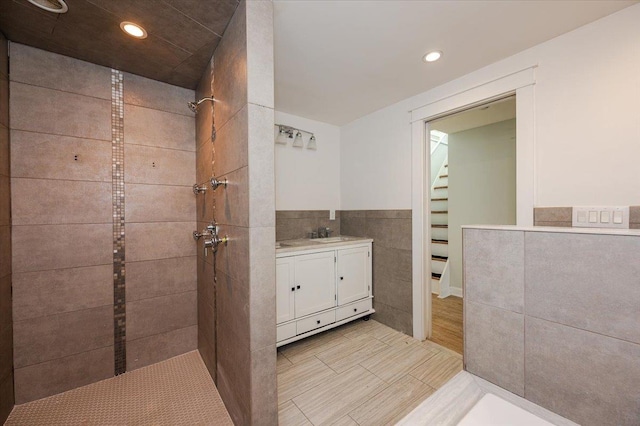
(273, 0, 637, 126)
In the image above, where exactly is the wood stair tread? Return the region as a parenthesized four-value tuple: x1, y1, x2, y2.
(432, 273, 442, 280)
(431, 197, 448, 201)
(432, 239, 448, 244)
(431, 224, 448, 228)
(431, 210, 448, 214)
(434, 185, 448, 190)
(432, 255, 448, 262)
(439, 174, 449, 178)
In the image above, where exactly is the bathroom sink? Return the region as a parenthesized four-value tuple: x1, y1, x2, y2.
(313, 236, 356, 243)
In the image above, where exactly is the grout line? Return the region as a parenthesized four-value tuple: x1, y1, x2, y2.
(123, 101, 195, 118)
(9, 176, 111, 184)
(127, 288, 197, 304)
(127, 324, 197, 344)
(10, 80, 112, 102)
(124, 141, 196, 153)
(14, 344, 114, 371)
(10, 128, 112, 143)
(13, 262, 113, 274)
(290, 399, 315, 425)
(13, 302, 115, 324)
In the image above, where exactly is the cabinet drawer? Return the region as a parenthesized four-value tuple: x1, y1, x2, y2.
(297, 311, 336, 335)
(277, 322, 296, 342)
(336, 298, 372, 322)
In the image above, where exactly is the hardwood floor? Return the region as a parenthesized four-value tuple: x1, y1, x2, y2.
(430, 294, 463, 354)
(277, 319, 463, 426)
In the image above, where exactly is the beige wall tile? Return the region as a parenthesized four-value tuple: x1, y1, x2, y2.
(525, 316, 640, 426)
(0, 226, 8, 278)
(126, 184, 195, 223)
(124, 144, 195, 186)
(533, 221, 572, 227)
(0, 275, 10, 330)
(127, 325, 197, 371)
(10, 44, 111, 99)
(248, 104, 275, 228)
(250, 344, 277, 425)
(533, 207, 572, 223)
(213, 1, 247, 130)
(212, 166, 249, 227)
(246, 0, 274, 109)
(365, 218, 412, 251)
(465, 301, 524, 396)
(127, 291, 197, 341)
(216, 322, 251, 425)
(463, 229, 524, 313)
(14, 346, 113, 404)
(372, 301, 413, 335)
(10, 83, 110, 140)
(127, 222, 196, 262)
(629, 205, 640, 224)
(0, 175, 9, 225)
(13, 305, 113, 368)
(0, 75, 7, 129)
(196, 140, 213, 183)
(216, 270, 249, 350)
(197, 255, 215, 306)
(127, 256, 197, 301)
(123, 72, 194, 116)
(12, 223, 112, 273)
(12, 178, 112, 225)
(0, 370, 13, 424)
(12, 265, 112, 321)
(0, 326, 12, 384)
(124, 104, 195, 152)
(249, 226, 276, 350)
(198, 328, 216, 381)
(10, 130, 111, 181)
(213, 104, 248, 176)
(215, 224, 249, 284)
(525, 232, 640, 344)
(0, 125, 8, 177)
(198, 294, 216, 352)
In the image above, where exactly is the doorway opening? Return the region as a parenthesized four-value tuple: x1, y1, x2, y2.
(426, 96, 517, 354)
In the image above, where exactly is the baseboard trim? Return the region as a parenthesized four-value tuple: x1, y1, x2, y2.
(450, 287, 463, 298)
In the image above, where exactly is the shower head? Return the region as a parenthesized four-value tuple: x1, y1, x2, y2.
(188, 96, 218, 113)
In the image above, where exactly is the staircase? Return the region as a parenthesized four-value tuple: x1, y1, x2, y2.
(431, 156, 451, 298)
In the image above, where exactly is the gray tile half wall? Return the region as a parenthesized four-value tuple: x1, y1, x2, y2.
(463, 227, 640, 426)
(276, 210, 340, 241)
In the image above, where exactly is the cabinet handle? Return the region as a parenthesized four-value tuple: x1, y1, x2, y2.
(291, 287, 295, 292)
(317, 320, 321, 324)
(296, 285, 301, 290)
(340, 277, 344, 280)
(354, 308, 357, 312)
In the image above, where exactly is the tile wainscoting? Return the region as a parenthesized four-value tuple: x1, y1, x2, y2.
(276, 210, 341, 241)
(534, 206, 640, 229)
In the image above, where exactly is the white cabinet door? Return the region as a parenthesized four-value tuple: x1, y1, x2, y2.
(276, 257, 295, 324)
(337, 246, 370, 305)
(294, 251, 336, 317)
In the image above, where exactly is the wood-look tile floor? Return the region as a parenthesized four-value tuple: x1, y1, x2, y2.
(277, 319, 463, 426)
(430, 294, 464, 354)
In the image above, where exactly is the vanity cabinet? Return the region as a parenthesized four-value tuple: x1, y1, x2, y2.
(276, 240, 373, 346)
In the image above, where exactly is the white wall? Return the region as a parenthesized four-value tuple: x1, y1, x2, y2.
(275, 111, 341, 210)
(448, 119, 517, 290)
(340, 3, 640, 209)
(340, 100, 412, 209)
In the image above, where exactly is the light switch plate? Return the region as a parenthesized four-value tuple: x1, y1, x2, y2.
(572, 206, 629, 228)
(329, 209, 336, 220)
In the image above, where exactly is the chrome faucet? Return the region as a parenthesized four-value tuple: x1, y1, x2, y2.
(203, 223, 228, 256)
(317, 227, 332, 238)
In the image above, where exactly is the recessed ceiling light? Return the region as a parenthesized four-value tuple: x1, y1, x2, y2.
(120, 22, 147, 39)
(423, 50, 442, 63)
(27, 0, 68, 13)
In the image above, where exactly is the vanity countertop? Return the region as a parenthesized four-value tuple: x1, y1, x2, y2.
(276, 235, 373, 254)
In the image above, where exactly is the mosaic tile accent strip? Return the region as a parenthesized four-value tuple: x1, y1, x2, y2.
(111, 69, 126, 375)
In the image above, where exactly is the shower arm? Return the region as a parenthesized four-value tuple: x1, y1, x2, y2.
(188, 96, 218, 112)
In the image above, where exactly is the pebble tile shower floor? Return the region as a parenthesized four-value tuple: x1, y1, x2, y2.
(5, 351, 233, 425)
